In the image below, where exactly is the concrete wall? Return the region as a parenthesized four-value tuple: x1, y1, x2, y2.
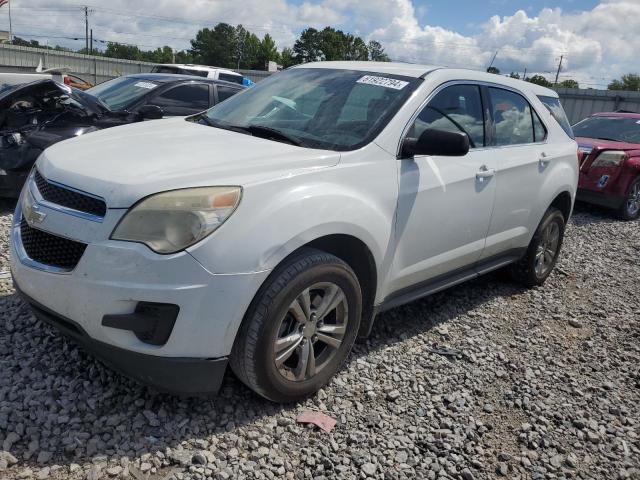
(557, 88, 640, 124)
(0, 43, 274, 85)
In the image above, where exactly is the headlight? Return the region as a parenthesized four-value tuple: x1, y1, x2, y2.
(591, 150, 627, 167)
(111, 187, 242, 254)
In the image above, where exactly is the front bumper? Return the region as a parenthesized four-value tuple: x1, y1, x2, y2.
(17, 284, 228, 395)
(576, 187, 625, 209)
(10, 191, 271, 394)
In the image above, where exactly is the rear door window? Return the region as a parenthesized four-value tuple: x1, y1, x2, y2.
(537, 95, 574, 139)
(148, 83, 210, 116)
(216, 86, 240, 103)
(489, 87, 535, 146)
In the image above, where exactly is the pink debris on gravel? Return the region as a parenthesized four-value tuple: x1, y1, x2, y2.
(296, 410, 337, 433)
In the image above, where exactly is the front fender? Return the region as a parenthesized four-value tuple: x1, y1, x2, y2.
(188, 166, 397, 281)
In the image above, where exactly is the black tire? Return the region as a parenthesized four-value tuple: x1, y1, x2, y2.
(617, 176, 640, 221)
(509, 207, 566, 288)
(230, 248, 362, 403)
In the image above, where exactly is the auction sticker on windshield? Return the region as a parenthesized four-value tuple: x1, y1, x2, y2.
(134, 81, 157, 90)
(357, 75, 409, 90)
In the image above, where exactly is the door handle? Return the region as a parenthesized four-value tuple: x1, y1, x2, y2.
(476, 165, 496, 180)
(539, 152, 551, 166)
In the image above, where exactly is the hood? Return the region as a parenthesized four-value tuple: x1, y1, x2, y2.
(0, 79, 104, 115)
(38, 117, 340, 208)
(576, 136, 640, 154)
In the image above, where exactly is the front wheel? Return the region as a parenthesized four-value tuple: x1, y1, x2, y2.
(618, 176, 640, 221)
(509, 207, 566, 287)
(230, 248, 362, 403)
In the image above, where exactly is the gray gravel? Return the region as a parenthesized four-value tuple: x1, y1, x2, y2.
(1, 198, 639, 480)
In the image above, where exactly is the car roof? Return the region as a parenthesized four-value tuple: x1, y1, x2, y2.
(154, 64, 242, 76)
(124, 73, 244, 88)
(294, 61, 559, 97)
(591, 111, 640, 119)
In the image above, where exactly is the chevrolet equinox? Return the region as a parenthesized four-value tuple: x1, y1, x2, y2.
(10, 62, 579, 402)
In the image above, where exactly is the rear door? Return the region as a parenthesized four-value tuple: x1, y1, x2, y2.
(480, 86, 550, 260)
(146, 83, 211, 116)
(388, 83, 498, 294)
(215, 85, 241, 104)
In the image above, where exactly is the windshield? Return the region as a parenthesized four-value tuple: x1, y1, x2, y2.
(86, 77, 159, 111)
(573, 116, 640, 144)
(196, 68, 420, 151)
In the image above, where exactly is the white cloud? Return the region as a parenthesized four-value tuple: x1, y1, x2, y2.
(5, 0, 639, 88)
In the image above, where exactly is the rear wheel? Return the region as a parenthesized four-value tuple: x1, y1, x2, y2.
(509, 207, 566, 287)
(617, 176, 640, 221)
(230, 248, 362, 403)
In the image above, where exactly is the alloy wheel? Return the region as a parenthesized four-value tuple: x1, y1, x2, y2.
(626, 182, 640, 217)
(273, 282, 348, 382)
(534, 221, 560, 278)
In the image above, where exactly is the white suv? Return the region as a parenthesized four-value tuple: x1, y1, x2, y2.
(10, 62, 578, 402)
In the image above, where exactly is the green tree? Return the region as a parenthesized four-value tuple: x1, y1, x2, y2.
(234, 25, 262, 69)
(258, 34, 279, 67)
(145, 46, 174, 64)
(280, 47, 296, 68)
(368, 40, 390, 62)
(527, 74, 553, 87)
(342, 33, 368, 60)
(558, 79, 579, 89)
(293, 28, 322, 63)
(509, 72, 520, 79)
(104, 42, 144, 61)
(608, 74, 640, 91)
(189, 23, 237, 68)
(175, 50, 194, 64)
(487, 66, 500, 74)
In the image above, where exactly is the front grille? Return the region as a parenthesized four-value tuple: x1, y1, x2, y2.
(35, 170, 107, 218)
(20, 220, 88, 270)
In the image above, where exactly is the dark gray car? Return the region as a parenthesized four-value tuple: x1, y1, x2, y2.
(0, 73, 244, 197)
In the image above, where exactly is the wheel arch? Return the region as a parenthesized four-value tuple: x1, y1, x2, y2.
(255, 233, 379, 339)
(305, 234, 378, 338)
(550, 190, 573, 223)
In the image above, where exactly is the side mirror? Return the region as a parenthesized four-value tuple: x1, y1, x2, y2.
(138, 105, 164, 120)
(402, 128, 470, 158)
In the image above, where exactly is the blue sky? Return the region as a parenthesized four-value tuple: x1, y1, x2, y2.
(418, 0, 601, 33)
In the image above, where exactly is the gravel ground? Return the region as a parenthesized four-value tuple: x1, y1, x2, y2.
(0, 198, 639, 480)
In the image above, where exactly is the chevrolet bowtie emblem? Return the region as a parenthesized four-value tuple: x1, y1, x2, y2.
(24, 196, 47, 225)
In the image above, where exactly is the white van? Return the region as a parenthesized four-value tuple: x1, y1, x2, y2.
(151, 64, 243, 85)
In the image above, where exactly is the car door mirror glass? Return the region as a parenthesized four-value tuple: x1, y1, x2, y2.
(402, 128, 470, 158)
(138, 104, 164, 120)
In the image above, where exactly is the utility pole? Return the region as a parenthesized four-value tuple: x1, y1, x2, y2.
(554, 55, 564, 85)
(522, 68, 527, 81)
(8, 0, 12, 44)
(90, 29, 93, 55)
(487, 50, 498, 71)
(84, 6, 89, 53)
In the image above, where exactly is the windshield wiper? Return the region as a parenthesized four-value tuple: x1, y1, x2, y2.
(197, 116, 248, 134)
(242, 125, 303, 147)
(196, 116, 304, 146)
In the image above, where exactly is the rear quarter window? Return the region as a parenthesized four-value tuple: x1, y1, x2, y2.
(537, 95, 574, 139)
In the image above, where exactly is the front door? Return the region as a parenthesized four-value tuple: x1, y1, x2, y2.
(388, 83, 497, 295)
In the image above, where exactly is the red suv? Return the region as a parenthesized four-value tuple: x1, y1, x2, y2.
(574, 112, 640, 220)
